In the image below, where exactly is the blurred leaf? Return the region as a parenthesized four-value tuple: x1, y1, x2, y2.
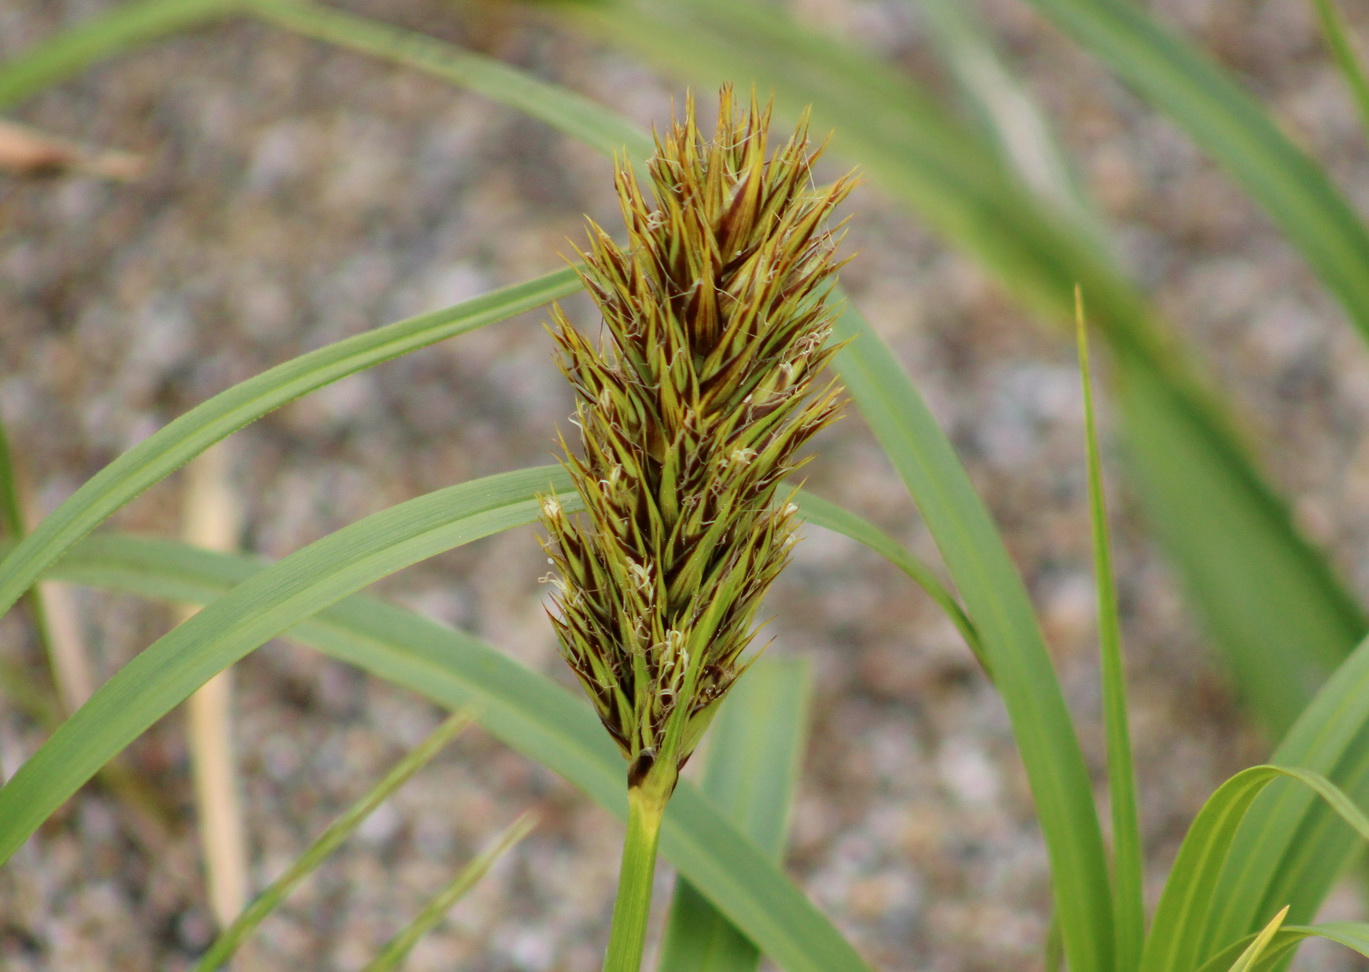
(0, 0, 240, 109)
(1311, 0, 1369, 142)
(1018, 0, 1369, 337)
(194, 712, 476, 972)
(44, 533, 875, 972)
(658, 658, 812, 971)
(359, 813, 537, 972)
(541, 0, 1366, 742)
(917, 0, 1103, 242)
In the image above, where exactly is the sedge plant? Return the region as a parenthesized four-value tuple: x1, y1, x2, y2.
(13, 4, 1369, 970)
(538, 88, 853, 971)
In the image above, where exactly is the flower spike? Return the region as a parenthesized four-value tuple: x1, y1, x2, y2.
(541, 87, 855, 798)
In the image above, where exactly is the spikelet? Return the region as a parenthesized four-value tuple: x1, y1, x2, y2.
(540, 87, 854, 792)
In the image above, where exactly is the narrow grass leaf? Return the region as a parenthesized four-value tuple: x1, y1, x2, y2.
(658, 658, 812, 971)
(0, 267, 580, 627)
(359, 813, 537, 972)
(830, 301, 1115, 972)
(1140, 764, 1369, 972)
(1077, 294, 1144, 972)
(1311, 0, 1369, 141)
(0, 465, 575, 868)
(916, 0, 1103, 240)
(193, 711, 476, 972)
(43, 534, 874, 972)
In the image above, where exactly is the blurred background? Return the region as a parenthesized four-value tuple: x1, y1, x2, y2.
(1, 0, 1367, 969)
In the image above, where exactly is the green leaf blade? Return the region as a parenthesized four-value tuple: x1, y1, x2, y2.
(1142, 764, 1369, 972)
(0, 0, 241, 109)
(1019, 0, 1369, 342)
(1078, 302, 1144, 972)
(194, 711, 477, 972)
(0, 268, 580, 628)
(0, 465, 575, 868)
(43, 533, 875, 972)
(831, 303, 1115, 972)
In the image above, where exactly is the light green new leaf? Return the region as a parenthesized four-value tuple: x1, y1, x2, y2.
(658, 658, 812, 971)
(1222, 906, 1288, 972)
(1195, 922, 1369, 972)
(0, 268, 580, 627)
(0, 465, 576, 868)
(830, 302, 1115, 972)
(42, 534, 874, 972)
(1140, 764, 1369, 972)
(194, 711, 476, 972)
(1078, 301, 1144, 972)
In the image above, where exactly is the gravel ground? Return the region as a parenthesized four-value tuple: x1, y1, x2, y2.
(2, 1, 1368, 970)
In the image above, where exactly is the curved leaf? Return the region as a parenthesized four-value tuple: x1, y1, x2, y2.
(830, 302, 1115, 972)
(241, 0, 651, 162)
(1141, 764, 1369, 972)
(1195, 922, 1369, 972)
(1079, 303, 1143, 972)
(791, 490, 982, 669)
(43, 533, 875, 972)
(0, 268, 581, 626)
(0, 465, 576, 867)
(659, 658, 812, 972)
(1207, 629, 1369, 953)
(1018, 0, 1369, 339)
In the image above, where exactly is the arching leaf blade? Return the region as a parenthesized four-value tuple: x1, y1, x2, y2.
(0, 465, 576, 868)
(0, 267, 580, 626)
(42, 534, 876, 972)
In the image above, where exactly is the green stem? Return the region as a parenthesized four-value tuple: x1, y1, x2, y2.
(603, 780, 670, 972)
